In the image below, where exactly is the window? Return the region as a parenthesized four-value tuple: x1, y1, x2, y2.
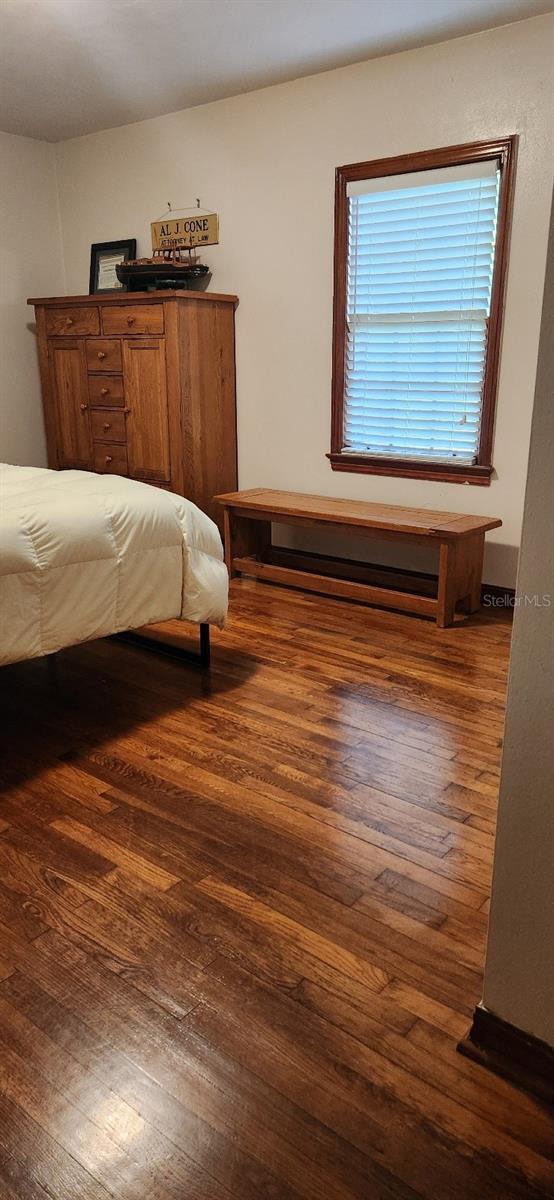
(330, 139, 516, 484)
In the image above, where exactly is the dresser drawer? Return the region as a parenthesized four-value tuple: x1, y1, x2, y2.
(102, 304, 164, 336)
(45, 306, 100, 337)
(93, 442, 128, 474)
(88, 374, 125, 405)
(86, 339, 122, 372)
(91, 410, 126, 443)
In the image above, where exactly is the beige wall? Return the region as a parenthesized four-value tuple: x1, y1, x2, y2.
(54, 15, 554, 585)
(482, 187, 554, 1048)
(0, 131, 65, 466)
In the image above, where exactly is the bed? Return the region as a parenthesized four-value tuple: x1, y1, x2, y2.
(0, 464, 228, 667)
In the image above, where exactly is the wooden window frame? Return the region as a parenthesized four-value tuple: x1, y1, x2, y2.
(329, 137, 517, 486)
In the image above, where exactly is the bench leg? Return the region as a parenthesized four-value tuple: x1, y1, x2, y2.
(464, 533, 485, 614)
(222, 508, 235, 576)
(437, 543, 458, 628)
(222, 508, 272, 579)
(437, 534, 485, 627)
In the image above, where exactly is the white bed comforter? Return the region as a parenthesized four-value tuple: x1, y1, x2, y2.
(0, 464, 228, 666)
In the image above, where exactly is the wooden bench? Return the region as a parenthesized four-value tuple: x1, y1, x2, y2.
(216, 489, 502, 628)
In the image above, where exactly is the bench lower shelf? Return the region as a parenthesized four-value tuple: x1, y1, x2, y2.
(233, 555, 438, 619)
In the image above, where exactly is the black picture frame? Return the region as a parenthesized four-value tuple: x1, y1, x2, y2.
(89, 239, 137, 294)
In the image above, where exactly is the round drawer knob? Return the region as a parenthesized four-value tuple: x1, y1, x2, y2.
(97, 351, 106, 360)
(100, 387, 109, 395)
(103, 422, 111, 431)
(65, 316, 73, 326)
(105, 456, 113, 464)
(80, 403, 88, 411)
(127, 316, 135, 326)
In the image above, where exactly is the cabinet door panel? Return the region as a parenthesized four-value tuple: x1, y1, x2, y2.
(122, 338, 170, 482)
(49, 339, 92, 469)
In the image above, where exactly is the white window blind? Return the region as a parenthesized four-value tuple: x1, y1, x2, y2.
(344, 160, 501, 463)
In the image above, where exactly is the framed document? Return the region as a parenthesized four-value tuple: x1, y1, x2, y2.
(89, 239, 137, 294)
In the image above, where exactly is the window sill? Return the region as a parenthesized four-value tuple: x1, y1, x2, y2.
(327, 452, 493, 486)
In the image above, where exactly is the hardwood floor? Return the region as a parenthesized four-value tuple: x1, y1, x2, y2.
(0, 579, 552, 1200)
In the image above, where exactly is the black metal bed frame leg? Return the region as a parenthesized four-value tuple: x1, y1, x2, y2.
(112, 623, 211, 669)
(46, 652, 59, 684)
(199, 622, 211, 668)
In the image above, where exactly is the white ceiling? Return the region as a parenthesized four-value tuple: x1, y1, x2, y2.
(1, 0, 552, 143)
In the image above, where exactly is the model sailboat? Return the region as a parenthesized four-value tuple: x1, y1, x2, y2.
(116, 203, 219, 291)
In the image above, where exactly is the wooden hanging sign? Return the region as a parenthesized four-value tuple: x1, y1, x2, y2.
(151, 212, 219, 252)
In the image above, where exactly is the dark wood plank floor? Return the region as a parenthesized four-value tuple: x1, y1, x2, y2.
(0, 579, 552, 1200)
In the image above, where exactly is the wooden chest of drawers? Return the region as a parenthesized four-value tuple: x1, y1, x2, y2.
(29, 290, 238, 527)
